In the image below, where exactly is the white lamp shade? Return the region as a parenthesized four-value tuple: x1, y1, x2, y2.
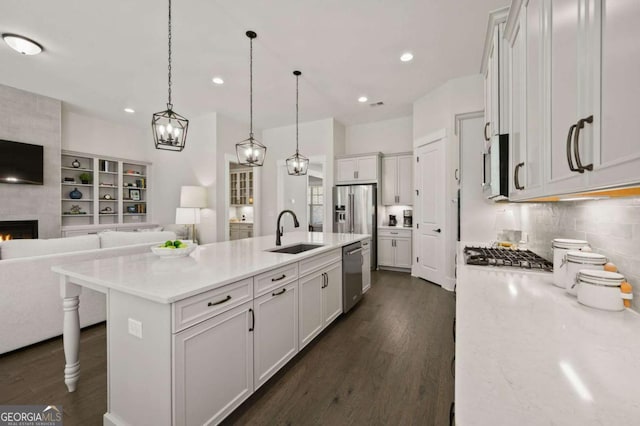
(180, 186, 207, 208)
(175, 207, 201, 225)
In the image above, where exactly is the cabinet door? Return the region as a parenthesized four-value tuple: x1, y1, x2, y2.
(484, 38, 494, 142)
(547, 0, 588, 194)
(394, 237, 413, 269)
(378, 236, 394, 267)
(322, 261, 343, 327)
(589, 0, 640, 188)
(173, 302, 253, 426)
(298, 271, 324, 350)
(253, 282, 298, 390)
(362, 248, 371, 293)
(336, 158, 357, 183)
(397, 155, 413, 205)
(357, 156, 378, 181)
(490, 26, 500, 137)
(381, 157, 398, 205)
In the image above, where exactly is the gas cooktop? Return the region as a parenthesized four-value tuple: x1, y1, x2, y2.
(463, 246, 553, 271)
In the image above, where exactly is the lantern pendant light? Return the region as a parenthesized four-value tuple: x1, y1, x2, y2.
(286, 71, 309, 176)
(152, 0, 189, 152)
(236, 31, 267, 167)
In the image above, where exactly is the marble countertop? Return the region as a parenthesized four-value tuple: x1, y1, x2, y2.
(53, 232, 367, 304)
(378, 225, 413, 230)
(456, 245, 640, 425)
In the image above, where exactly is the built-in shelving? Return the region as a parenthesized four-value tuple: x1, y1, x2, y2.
(61, 151, 151, 229)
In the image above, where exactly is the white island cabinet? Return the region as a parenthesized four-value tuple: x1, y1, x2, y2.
(53, 232, 367, 426)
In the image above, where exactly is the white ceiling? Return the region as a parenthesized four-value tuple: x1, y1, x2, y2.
(0, 0, 507, 130)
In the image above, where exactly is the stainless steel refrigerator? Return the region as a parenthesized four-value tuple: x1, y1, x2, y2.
(333, 184, 377, 269)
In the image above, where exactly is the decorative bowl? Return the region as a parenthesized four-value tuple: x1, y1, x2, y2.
(151, 243, 197, 258)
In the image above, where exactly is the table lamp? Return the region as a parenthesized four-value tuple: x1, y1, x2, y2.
(177, 186, 207, 243)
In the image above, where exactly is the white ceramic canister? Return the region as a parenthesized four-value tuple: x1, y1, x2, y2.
(552, 239, 589, 288)
(564, 251, 607, 296)
(576, 270, 629, 311)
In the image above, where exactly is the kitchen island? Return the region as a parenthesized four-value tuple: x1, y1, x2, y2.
(53, 231, 369, 426)
(456, 245, 640, 425)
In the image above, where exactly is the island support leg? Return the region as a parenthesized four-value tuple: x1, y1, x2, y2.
(60, 278, 82, 392)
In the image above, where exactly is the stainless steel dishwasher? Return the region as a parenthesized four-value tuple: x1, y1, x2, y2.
(342, 241, 363, 313)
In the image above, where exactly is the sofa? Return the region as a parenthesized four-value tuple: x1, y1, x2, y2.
(0, 230, 176, 354)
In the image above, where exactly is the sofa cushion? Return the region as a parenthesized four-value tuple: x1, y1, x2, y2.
(99, 230, 176, 249)
(0, 235, 100, 260)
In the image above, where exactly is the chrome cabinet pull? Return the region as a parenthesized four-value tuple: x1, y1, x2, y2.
(207, 295, 231, 307)
(574, 115, 594, 172)
(271, 274, 286, 282)
(566, 124, 581, 172)
(484, 122, 491, 141)
(514, 162, 525, 190)
(272, 288, 287, 296)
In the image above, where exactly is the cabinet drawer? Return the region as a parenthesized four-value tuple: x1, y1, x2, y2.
(378, 228, 412, 238)
(254, 263, 299, 297)
(299, 248, 342, 277)
(172, 278, 253, 332)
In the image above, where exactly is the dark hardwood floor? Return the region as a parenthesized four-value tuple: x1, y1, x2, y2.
(0, 270, 455, 426)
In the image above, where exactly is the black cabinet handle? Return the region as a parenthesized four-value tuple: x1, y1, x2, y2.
(249, 308, 254, 332)
(452, 317, 456, 343)
(433, 228, 441, 233)
(514, 162, 525, 190)
(574, 115, 594, 172)
(451, 355, 455, 378)
(484, 122, 491, 141)
(272, 288, 287, 296)
(566, 123, 581, 172)
(271, 274, 286, 282)
(207, 295, 231, 307)
(449, 402, 455, 426)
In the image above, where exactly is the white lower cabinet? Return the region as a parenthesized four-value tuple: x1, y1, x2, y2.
(298, 260, 343, 350)
(378, 228, 412, 270)
(394, 238, 412, 269)
(173, 301, 254, 426)
(253, 281, 298, 390)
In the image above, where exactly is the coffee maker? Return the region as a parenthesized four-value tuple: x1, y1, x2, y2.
(403, 210, 413, 227)
(389, 215, 397, 226)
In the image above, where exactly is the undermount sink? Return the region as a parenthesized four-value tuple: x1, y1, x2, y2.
(267, 243, 324, 254)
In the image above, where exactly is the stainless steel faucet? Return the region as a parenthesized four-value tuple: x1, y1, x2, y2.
(276, 210, 300, 246)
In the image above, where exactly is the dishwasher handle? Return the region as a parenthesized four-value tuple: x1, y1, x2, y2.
(346, 247, 362, 255)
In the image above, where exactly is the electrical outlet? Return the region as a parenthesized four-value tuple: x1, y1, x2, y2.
(128, 318, 143, 339)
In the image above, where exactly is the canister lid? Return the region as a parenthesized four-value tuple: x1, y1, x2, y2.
(578, 269, 625, 286)
(552, 238, 589, 249)
(566, 250, 607, 264)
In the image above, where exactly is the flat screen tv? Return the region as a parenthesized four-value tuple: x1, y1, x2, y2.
(0, 140, 44, 185)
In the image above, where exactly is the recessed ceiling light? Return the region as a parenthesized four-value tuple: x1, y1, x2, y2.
(124, 108, 135, 114)
(358, 96, 368, 103)
(2, 33, 43, 55)
(212, 77, 224, 85)
(400, 52, 414, 62)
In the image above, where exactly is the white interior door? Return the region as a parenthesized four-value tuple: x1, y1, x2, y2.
(414, 139, 446, 286)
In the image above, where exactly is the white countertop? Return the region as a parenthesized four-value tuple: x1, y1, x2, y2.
(378, 225, 413, 230)
(53, 232, 367, 304)
(456, 245, 640, 425)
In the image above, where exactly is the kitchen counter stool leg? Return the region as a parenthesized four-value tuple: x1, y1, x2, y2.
(60, 278, 82, 392)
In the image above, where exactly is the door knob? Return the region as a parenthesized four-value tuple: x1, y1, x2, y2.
(433, 228, 441, 233)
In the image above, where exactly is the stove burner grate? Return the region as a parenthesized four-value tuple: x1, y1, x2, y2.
(463, 246, 553, 271)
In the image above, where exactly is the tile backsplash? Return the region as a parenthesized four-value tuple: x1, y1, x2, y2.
(514, 198, 640, 312)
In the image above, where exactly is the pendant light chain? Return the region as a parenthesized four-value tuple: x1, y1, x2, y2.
(249, 35, 253, 137)
(167, 0, 173, 109)
(296, 72, 299, 154)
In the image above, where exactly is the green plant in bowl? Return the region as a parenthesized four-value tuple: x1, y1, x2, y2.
(79, 172, 92, 184)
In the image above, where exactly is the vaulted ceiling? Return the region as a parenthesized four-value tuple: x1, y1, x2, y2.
(0, 0, 507, 129)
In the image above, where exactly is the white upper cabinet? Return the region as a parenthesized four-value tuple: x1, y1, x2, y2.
(382, 154, 413, 205)
(587, 0, 640, 188)
(335, 154, 380, 184)
(508, 0, 545, 200)
(505, 0, 640, 199)
(482, 7, 510, 142)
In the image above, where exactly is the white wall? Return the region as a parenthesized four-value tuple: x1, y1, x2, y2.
(146, 112, 218, 243)
(261, 118, 340, 236)
(61, 107, 147, 161)
(345, 116, 413, 155)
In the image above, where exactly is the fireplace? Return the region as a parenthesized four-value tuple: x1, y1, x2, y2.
(0, 220, 38, 240)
